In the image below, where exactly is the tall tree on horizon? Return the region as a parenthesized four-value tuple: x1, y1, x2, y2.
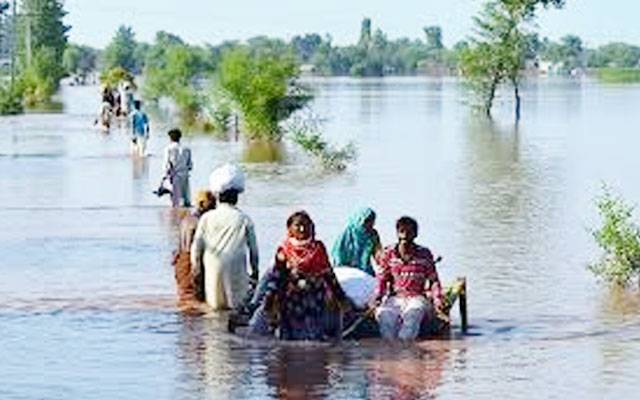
(18, 0, 69, 80)
(460, 0, 565, 121)
(103, 25, 137, 73)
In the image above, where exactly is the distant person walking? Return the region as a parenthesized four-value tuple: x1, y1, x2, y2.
(130, 100, 150, 157)
(163, 128, 193, 208)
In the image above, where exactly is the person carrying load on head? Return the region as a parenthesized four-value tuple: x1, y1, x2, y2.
(130, 100, 150, 157)
(163, 128, 193, 208)
(374, 216, 444, 341)
(173, 190, 216, 306)
(331, 207, 382, 276)
(247, 211, 350, 340)
(190, 164, 259, 311)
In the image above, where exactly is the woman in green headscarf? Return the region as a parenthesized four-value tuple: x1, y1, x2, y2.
(331, 208, 381, 276)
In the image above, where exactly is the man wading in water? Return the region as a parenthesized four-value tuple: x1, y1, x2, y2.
(163, 128, 193, 208)
(191, 164, 259, 310)
(130, 100, 150, 157)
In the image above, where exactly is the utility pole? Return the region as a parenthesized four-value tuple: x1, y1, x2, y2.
(25, 3, 31, 68)
(10, 0, 15, 87)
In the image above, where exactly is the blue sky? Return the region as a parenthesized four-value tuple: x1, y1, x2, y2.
(64, 1, 639, 48)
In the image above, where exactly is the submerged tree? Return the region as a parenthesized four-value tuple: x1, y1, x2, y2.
(144, 42, 207, 125)
(460, 0, 564, 120)
(217, 47, 311, 140)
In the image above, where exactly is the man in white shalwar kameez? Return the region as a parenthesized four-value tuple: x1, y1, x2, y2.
(190, 165, 259, 310)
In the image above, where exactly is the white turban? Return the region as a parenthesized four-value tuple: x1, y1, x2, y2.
(209, 163, 246, 195)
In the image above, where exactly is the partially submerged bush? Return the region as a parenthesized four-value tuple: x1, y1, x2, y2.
(18, 48, 63, 108)
(590, 187, 640, 286)
(287, 117, 356, 171)
(218, 47, 312, 140)
(0, 84, 24, 115)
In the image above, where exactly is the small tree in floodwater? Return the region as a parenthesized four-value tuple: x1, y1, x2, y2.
(590, 187, 640, 286)
(460, 0, 564, 121)
(217, 48, 312, 140)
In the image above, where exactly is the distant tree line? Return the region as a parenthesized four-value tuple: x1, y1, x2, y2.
(80, 18, 640, 83)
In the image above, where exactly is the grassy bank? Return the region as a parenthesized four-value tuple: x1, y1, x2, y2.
(597, 68, 640, 84)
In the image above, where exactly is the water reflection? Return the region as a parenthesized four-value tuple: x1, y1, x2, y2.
(366, 343, 453, 400)
(132, 156, 149, 180)
(266, 346, 335, 399)
(177, 314, 278, 399)
(595, 288, 640, 392)
(359, 80, 387, 123)
(528, 77, 585, 122)
(454, 116, 569, 320)
(175, 310, 460, 400)
(243, 140, 285, 163)
(424, 78, 444, 118)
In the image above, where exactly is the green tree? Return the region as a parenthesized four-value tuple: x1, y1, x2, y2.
(103, 25, 137, 73)
(359, 17, 372, 48)
(587, 42, 640, 68)
(132, 42, 150, 73)
(143, 43, 204, 122)
(63, 44, 98, 83)
(218, 47, 311, 140)
(18, 0, 69, 76)
(246, 35, 289, 56)
(461, 0, 564, 120)
(291, 33, 323, 62)
(15, 0, 69, 105)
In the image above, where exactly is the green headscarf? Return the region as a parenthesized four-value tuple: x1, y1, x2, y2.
(331, 207, 376, 276)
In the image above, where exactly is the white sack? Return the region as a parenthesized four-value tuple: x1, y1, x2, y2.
(334, 267, 377, 309)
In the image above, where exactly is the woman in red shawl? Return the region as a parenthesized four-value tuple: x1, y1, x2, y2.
(251, 211, 348, 340)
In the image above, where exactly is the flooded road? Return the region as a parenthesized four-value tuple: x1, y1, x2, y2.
(1, 77, 640, 399)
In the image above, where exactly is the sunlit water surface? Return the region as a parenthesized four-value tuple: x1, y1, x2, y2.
(2, 77, 640, 399)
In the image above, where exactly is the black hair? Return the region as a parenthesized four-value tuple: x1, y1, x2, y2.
(168, 128, 182, 142)
(396, 216, 418, 234)
(286, 211, 312, 227)
(134, 100, 142, 109)
(218, 189, 239, 205)
(286, 210, 315, 237)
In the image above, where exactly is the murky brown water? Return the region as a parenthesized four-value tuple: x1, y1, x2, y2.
(2, 77, 640, 399)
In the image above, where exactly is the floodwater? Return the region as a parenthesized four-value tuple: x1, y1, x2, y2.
(2, 77, 640, 399)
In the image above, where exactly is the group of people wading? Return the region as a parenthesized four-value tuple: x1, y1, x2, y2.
(95, 81, 196, 209)
(96, 83, 154, 159)
(173, 163, 446, 342)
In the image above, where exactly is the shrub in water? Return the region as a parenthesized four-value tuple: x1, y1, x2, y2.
(590, 187, 640, 286)
(287, 117, 356, 171)
(0, 84, 24, 115)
